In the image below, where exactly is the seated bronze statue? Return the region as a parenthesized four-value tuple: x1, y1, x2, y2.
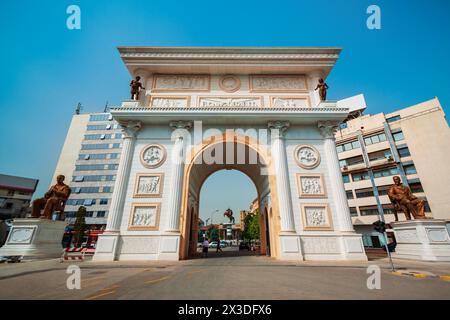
(32, 175, 71, 220)
(388, 176, 427, 221)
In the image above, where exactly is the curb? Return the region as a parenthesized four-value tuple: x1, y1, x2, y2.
(392, 270, 450, 281)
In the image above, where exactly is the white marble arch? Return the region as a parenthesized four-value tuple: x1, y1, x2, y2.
(93, 46, 367, 262)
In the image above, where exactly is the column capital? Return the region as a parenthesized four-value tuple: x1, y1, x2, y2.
(170, 120, 193, 131)
(268, 121, 290, 139)
(318, 121, 340, 139)
(120, 121, 142, 138)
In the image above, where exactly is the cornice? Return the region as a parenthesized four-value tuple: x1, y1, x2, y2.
(111, 106, 349, 113)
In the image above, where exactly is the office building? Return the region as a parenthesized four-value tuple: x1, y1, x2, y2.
(52, 112, 123, 227)
(335, 97, 450, 247)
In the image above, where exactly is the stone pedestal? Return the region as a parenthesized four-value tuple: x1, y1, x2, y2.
(0, 219, 67, 259)
(391, 220, 450, 262)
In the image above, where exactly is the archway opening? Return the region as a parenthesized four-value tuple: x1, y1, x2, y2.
(180, 138, 276, 260)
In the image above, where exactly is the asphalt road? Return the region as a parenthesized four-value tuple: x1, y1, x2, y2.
(0, 247, 449, 300)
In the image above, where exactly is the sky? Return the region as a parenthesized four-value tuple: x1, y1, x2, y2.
(0, 0, 449, 220)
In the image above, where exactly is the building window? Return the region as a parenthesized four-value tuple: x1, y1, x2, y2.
(404, 164, 417, 175)
(392, 131, 405, 142)
(73, 176, 84, 182)
(359, 206, 380, 216)
(340, 155, 364, 168)
(346, 190, 354, 199)
(336, 140, 360, 153)
(368, 149, 392, 161)
(89, 114, 111, 122)
(99, 199, 108, 205)
(355, 188, 374, 198)
(115, 133, 123, 139)
(364, 132, 387, 146)
(424, 201, 431, 212)
(102, 186, 112, 193)
(409, 182, 424, 193)
(81, 175, 116, 182)
(65, 212, 76, 218)
(386, 115, 401, 123)
(373, 167, 398, 178)
(342, 174, 350, 184)
(397, 146, 411, 158)
(352, 171, 370, 182)
(81, 144, 110, 150)
(7, 190, 15, 196)
(349, 207, 358, 217)
(83, 199, 96, 206)
(84, 134, 112, 141)
(85, 211, 94, 217)
(112, 143, 121, 149)
(96, 211, 107, 218)
(382, 204, 395, 215)
(87, 124, 110, 131)
(377, 185, 391, 196)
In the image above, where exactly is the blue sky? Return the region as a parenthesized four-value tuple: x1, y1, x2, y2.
(0, 0, 449, 220)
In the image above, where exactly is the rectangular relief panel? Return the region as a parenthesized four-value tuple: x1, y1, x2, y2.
(270, 96, 311, 108)
(296, 173, 327, 198)
(301, 204, 333, 231)
(128, 203, 161, 231)
(152, 74, 210, 92)
(133, 173, 164, 198)
(250, 75, 308, 93)
(150, 96, 190, 108)
(198, 96, 263, 108)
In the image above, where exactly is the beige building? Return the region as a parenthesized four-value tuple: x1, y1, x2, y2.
(0, 174, 39, 220)
(335, 97, 450, 247)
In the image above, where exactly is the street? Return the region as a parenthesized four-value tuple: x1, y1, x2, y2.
(0, 247, 449, 300)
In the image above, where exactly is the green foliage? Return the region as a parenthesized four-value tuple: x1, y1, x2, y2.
(207, 227, 219, 240)
(243, 211, 260, 240)
(73, 206, 87, 247)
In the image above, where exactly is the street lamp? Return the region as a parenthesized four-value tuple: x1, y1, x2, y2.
(210, 209, 219, 225)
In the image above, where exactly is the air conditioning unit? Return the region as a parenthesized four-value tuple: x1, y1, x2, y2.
(387, 156, 394, 161)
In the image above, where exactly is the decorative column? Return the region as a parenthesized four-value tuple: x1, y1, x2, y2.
(165, 121, 193, 232)
(268, 121, 296, 233)
(105, 121, 142, 232)
(318, 121, 354, 232)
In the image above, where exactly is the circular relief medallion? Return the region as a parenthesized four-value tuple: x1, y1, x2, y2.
(294, 145, 321, 169)
(219, 75, 241, 93)
(140, 144, 167, 169)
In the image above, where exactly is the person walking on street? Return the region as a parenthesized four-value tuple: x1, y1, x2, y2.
(216, 237, 223, 253)
(202, 238, 209, 258)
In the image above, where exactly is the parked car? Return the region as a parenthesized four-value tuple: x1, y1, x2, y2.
(239, 241, 250, 251)
(220, 240, 228, 248)
(210, 241, 226, 249)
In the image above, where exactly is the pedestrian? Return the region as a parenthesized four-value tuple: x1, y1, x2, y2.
(202, 238, 209, 258)
(216, 237, 223, 253)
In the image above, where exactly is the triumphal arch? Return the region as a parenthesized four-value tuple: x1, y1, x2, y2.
(93, 47, 367, 262)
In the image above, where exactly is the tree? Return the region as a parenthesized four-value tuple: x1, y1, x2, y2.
(73, 206, 87, 247)
(243, 210, 260, 241)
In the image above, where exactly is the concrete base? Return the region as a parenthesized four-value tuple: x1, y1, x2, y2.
(93, 232, 181, 261)
(0, 219, 67, 259)
(391, 219, 450, 262)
